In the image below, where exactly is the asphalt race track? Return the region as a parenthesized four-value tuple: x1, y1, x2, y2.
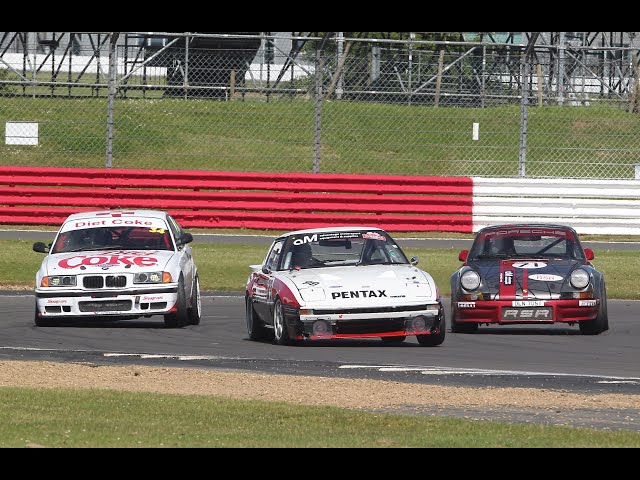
(3, 230, 640, 431)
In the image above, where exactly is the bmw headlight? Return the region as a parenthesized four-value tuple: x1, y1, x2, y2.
(570, 269, 590, 289)
(134, 272, 173, 284)
(460, 270, 481, 291)
(41, 275, 77, 287)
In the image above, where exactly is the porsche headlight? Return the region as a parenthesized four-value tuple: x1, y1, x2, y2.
(460, 270, 481, 291)
(134, 272, 173, 284)
(570, 269, 590, 289)
(41, 275, 77, 287)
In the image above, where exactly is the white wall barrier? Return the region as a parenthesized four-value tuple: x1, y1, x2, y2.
(473, 178, 640, 235)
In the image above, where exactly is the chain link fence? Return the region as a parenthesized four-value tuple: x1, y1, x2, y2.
(1, 32, 640, 178)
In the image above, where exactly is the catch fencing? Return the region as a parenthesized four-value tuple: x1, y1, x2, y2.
(1, 32, 640, 179)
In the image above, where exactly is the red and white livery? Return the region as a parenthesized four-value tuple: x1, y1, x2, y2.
(33, 209, 201, 328)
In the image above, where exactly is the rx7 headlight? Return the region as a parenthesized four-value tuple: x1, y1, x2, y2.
(134, 272, 173, 284)
(40, 275, 77, 287)
(570, 268, 590, 289)
(460, 270, 481, 291)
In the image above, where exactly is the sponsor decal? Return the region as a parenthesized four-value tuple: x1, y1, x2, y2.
(458, 302, 476, 308)
(579, 300, 598, 307)
(293, 234, 318, 245)
(58, 254, 158, 269)
(502, 307, 552, 320)
(74, 219, 154, 228)
(303, 281, 320, 286)
(141, 296, 164, 301)
(484, 229, 570, 239)
(512, 261, 548, 269)
(512, 300, 545, 307)
(331, 290, 387, 299)
(46, 299, 69, 304)
(502, 270, 514, 285)
(362, 232, 386, 241)
(529, 274, 563, 282)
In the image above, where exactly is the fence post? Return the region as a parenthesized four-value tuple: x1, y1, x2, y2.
(105, 32, 120, 169)
(519, 50, 529, 177)
(313, 46, 323, 174)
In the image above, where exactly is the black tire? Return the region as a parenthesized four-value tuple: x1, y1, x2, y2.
(417, 312, 446, 347)
(381, 336, 406, 344)
(450, 302, 478, 333)
(579, 283, 608, 335)
(272, 298, 292, 346)
(164, 276, 188, 328)
(34, 304, 55, 327)
(187, 274, 202, 326)
(246, 295, 269, 341)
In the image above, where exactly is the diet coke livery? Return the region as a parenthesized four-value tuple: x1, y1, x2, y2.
(245, 226, 446, 346)
(450, 224, 608, 335)
(32, 209, 201, 328)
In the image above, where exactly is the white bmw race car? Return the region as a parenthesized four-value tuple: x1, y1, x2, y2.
(245, 226, 446, 346)
(33, 209, 201, 328)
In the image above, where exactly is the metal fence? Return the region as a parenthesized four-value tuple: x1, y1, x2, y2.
(1, 32, 640, 179)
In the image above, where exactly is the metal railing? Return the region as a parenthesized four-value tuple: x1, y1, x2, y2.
(1, 32, 640, 179)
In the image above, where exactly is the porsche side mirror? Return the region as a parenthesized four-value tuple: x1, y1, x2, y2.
(458, 250, 469, 262)
(33, 242, 50, 254)
(410, 256, 419, 266)
(584, 248, 594, 261)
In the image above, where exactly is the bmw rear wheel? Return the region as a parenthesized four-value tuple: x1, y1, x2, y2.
(187, 274, 202, 326)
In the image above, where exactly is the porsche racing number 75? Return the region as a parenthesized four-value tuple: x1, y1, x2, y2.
(33, 209, 201, 328)
(245, 226, 446, 346)
(450, 224, 608, 335)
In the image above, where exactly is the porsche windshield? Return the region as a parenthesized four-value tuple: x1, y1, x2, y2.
(468, 227, 584, 260)
(52, 226, 174, 254)
(279, 230, 409, 270)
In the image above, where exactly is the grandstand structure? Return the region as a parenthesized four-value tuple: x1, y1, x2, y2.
(0, 32, 638, 102)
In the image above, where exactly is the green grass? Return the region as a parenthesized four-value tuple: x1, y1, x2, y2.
(1, 96, 640, 177)
(1, 387, 639, 447)
(5, 239, 639, 299)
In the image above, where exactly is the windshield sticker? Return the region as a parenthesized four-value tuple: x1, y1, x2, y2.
(149, 228, 165, 234)
(362, 232, 386, 241)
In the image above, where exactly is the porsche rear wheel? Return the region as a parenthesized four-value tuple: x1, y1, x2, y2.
(272, 299, 292, 346)
(246, 295, 269, 341)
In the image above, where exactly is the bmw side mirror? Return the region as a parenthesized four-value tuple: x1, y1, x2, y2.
(178, 232, 194, 246)
(584, 248, 594, 261)
(33, 242, 50, 254)
(410, 256, 419, 266)
(458, 250, 469, 262)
